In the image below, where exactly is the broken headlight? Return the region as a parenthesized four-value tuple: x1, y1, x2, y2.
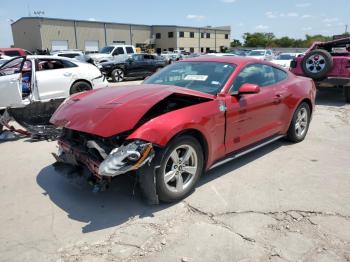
(98, 140, 154, 177)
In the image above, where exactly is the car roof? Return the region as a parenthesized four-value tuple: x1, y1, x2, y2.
(0, 48, 24, 51)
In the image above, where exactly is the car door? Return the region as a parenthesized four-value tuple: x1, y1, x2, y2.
(143, 54, 156, 74)
(127, 54, 148, 77)
(0, 56, 26, 108)
(35, 58, 77, 100)
(224, 63, 283, 153)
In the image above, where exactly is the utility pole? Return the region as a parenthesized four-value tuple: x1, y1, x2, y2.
(345, 24, 348, 34)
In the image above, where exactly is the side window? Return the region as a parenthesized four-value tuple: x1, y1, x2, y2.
(0, 57, 25, 75)
(37, 59, 76, 71)
(133, 55, 143, 61)
(4, 51, 21, 57)
(273, 67, 288, 82)
(113, 47, 125, 55)
(61, 60, 78, 68)
(144, 55, 154, 60)
(125, 47, 134, 54)
(231, 64, 277, 92)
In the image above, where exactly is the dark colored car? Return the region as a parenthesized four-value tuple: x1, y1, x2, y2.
(99, 53, 167, 82)
(51, 56, 316, 203)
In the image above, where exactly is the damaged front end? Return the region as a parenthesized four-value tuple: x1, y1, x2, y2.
(0, 99, 64, 139)
(53, 129, 159, 202)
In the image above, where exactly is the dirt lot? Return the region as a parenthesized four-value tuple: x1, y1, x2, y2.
(0, 82, 349, 262)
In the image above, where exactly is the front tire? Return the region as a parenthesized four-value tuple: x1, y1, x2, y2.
(111, 68, 125, 82)
(286, 102, 311, 143)
(156, 136, 204, 202)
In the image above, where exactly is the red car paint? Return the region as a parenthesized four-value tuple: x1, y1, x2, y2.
(0, 48, 29, 57)
(51, 57, 316, 170)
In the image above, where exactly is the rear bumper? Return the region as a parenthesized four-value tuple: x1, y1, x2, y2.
(316, 77, 350, 87)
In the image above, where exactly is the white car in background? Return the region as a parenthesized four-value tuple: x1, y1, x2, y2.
(271, 53, 303, 69)
(89, 45, 136, 63)
(51, 50, 84, 59)
(0, 55, 108, 134)
(205, 53, 237, 57)
(247, 49, 274, 61)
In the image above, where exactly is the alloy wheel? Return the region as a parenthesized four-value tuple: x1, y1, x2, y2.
(114, 69, 124, 82)
(305, 54, 326, 73)
(295, 107, 308, 138)
(163, 144, 198, 193)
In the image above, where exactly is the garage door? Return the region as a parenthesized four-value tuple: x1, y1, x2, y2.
(85, 41, 99, 52)
(51, 40, 68, 51)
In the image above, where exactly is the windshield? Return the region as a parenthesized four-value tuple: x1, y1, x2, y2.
(144, 61, 236, 95)
(100, 46, 114, 54)
(277, 54, 294, 60)
(249, 51, 265, 56)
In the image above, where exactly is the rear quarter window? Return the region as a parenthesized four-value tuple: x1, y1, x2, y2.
(273, 67, 288, 82)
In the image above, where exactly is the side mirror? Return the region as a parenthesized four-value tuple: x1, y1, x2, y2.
(238, 83, 260, 94)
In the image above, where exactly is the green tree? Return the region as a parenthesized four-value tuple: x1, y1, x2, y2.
(243, 32, 276, 47)
(230, 39, 242, 47)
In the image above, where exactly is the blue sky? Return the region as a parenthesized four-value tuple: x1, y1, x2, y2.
(0, 0, 349, 47)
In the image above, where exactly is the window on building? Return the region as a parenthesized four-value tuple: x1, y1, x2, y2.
(179, 47, 184, 50)
(168, 32, 174, 38)
(156, 33, 161, 39)
(201, 47, 204, 53)
(190, 47, 194, 53)
(206, 33, 211, 39)
(169, 48, 174, 52)
(179, 31, 184, 38)
(190, 32, 195, 38)
(225, 34, 229, 39)
(201, 33, 205, 38)
(206, 47, 210, 53)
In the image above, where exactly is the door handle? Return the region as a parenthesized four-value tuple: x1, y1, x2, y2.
(63, 72, 72, 77)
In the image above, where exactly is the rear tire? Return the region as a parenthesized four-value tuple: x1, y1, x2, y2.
(286, 102, 311, 143)
(111, 68, 125, 82)
(344, 86, 350, 103)
(301, 49, 333, 80)
(156, 135, 204, 202)
(70, 81, 92, 95)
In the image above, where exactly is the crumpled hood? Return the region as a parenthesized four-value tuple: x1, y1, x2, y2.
(50, 84, 213, 137)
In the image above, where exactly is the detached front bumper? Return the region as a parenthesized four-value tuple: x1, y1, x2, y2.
(91, 75, 109, 89)
(54, 139, 154, 179)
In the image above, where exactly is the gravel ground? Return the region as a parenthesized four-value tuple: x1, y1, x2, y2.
(0, 83, 349, 262)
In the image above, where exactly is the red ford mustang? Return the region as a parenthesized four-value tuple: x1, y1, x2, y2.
(51, 56, 316, 203)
